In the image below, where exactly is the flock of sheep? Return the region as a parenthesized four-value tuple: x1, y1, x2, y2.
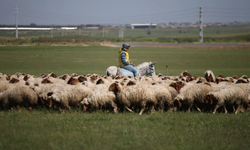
(0, 70, 250, 115)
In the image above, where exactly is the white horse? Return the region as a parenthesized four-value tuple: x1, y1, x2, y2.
(106, 61, 157, 77)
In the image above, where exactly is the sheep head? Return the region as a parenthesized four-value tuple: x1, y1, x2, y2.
(205, 94, 217, 105)
(126, 80, 136, 86)
(90, 75, 98, 83)
(170, 81, 185, 93)
(80, 98, 91, 111)
(67, 77, 79, 85)
(96, 78, 104, 85)
(108, 83, 122, 96)
(9, 78, 20, 84)
(41, 78, 53, 84)
(78, 76, 87, 82)
(197, 77, 207, 84)
(47, 94, 59, 108)
(59, 74, 70, 80)
(174, 94, 184, 107)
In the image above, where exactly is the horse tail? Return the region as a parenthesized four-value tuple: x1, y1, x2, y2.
(106, 69, 111, 76)
(106, 66, 118, 76)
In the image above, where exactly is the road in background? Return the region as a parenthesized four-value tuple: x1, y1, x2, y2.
(102, 43, 250, 48)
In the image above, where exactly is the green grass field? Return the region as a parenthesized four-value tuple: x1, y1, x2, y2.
(0, 46, 250, 77)
(0, 45, 250, 150)
(1, 110, 250, 150)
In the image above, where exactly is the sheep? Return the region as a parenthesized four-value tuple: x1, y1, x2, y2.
(79, 88, 118, 113)
(0, 86, 38, 110)
(29, 83, 65, 107)
(0, 80, 15, 93)
(148, 84, 173, 112)
(0, 77, 27, 93)
(160, 83, 179, 111)
(0, 74, 10, 81)
(204, 70, 216, 82)
(206, 85, 249, 114)
(47, 84, 92, 111)
(174, 83, 213, 112)
(109, 82, 157, 115)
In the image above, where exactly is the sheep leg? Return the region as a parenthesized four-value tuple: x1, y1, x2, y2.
(150, 106, 155, 113)
(16, 105, 22, 111)
(235, 105, 243, 114)
(139, 101, 147, 115)
(139, 106, 146, 115)
(173, 106, 177, 112)
(187, 105, 192, 112)
(111, 101, 118, 114)
(232, 106, 236, 113)
(224, 106, 228, 114)
(213, 105, 219, 114)
(125, 106, 134, 112)
(28, 107, 33, 112)
(195, 106, 201, 112)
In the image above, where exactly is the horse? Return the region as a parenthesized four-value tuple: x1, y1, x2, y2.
(106, 61, 157, 77)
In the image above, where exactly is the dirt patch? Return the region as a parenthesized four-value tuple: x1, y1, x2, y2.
(101, 43, 250, 49)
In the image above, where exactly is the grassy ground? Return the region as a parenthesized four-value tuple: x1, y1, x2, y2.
(0, 46, 250, 77)
(0, 46, 250, 150)
(0, 109, 250, 150)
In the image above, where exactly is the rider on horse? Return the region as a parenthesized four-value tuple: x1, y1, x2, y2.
(118, 43, 138, 77)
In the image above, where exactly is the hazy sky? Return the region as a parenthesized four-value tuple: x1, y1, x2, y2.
(0, 0, 250, 25)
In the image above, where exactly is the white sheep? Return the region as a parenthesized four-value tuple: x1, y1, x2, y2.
(80, 88, 118, 113)
(47, 84, 92, 111)
(206, 84, 249, 114)
(0, 86, 38, 110)
(109, 82, 157, 115)
(174, 83, 213, 112)
(148, 84, 172, 112)
(204, 70, 216, 82)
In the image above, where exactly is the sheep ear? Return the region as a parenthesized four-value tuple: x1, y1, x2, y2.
(115, 83, 122, 91)
(109, 83, 121, 92)
(127, 81, 136, 86)
(108, 83, 116, 92)
(96, 79, 104, 85)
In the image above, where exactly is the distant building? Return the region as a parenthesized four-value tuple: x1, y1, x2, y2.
(131, 24, 157, 29)
(84, 24, 100, 29)
(61, 27, 77, 30)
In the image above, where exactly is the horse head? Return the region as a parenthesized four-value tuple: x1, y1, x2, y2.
(147, 61, 157, 76)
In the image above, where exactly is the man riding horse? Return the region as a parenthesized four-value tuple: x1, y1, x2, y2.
(118, 43, 138, 77)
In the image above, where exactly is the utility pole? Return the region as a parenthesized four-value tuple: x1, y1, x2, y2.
(14, 5, 19, 38)
(79, 27, 81, 35)
(51, 26, 53, 37)
(119, 28, 123, 38)
(199, 7, 203, 43)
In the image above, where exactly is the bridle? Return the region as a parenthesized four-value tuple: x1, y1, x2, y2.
(146, 64, 155, 76)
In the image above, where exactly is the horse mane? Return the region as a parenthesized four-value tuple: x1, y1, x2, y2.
(136, 62, 150, 68)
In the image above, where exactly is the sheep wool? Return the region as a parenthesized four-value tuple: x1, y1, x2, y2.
(0, 86, 38, 110)
(207, 85, 248, 114)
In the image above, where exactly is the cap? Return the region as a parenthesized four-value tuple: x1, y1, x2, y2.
(122, 43, 130, 49)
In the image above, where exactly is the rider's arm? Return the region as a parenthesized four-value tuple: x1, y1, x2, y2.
(121, 52, 130, 65)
